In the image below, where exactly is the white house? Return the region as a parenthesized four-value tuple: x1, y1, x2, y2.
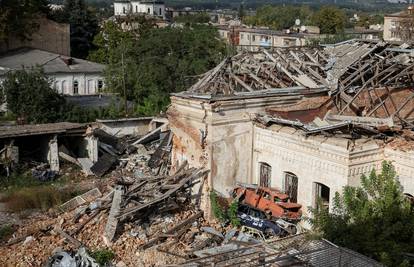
(0, 48, 105, 96)
(114, 0, 165, 19)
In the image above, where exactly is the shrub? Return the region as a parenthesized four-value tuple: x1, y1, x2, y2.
(91, 249, 115, 266)
(210, 191, 226, 222)
(0, 224, 14, 242)
(210, 191, 241, 226)
(227, 200, 241, 227)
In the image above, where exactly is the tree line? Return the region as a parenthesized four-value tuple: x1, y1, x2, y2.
(243, 5, 383, 34)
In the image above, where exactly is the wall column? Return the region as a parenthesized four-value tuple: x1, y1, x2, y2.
(48, 135, 60, 172)
(86, 135, 98, 163)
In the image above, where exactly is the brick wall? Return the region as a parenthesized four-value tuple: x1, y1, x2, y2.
(0, 17, 70, 56)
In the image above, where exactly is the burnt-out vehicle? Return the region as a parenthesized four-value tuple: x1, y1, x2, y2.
(233, 186, 302, 221)
(237, 204, 286, 237)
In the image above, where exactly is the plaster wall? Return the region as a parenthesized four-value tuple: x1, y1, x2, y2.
(168, 95, 305, 196)
(253, 125, 350, 216)
(98, 119, 153, 137)
(385, 148, 414, 195)
(252, 125, 414, 216)
(114, 2, 132, 16)
(51, 73, 104, 95)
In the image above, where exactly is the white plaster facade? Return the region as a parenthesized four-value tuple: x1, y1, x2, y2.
(114, 1, 132, 16)
(114, 0, 165, 18)
(168, 95, 414, 219)
(51, 73, 104, 95)
(0, 49, 106, 96)
(238, 30, 306, 49)
(252, 125, 414, 216)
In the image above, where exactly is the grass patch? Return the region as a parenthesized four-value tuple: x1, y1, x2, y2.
(90, 249, 115, 266)
(0, 167, 76, 192)
(0, 171, 43, 190)
(0, 224, 14, 242)
(1, 185, 82, 212)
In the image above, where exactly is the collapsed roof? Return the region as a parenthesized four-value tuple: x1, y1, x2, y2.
(178, 40, 414, 97)
(175, 40, 414, 129)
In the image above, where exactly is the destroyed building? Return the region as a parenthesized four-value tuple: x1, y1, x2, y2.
(167, 40, 414, 218)
(0, 122, 97, 174)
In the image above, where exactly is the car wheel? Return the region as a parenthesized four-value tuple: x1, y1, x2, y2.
(264, 228, 275, 236)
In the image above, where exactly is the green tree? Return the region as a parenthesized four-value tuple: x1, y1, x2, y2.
(310, 161, 414, 266)
(311, 6, 346, 34)
(244, 5, 312, 30)
(132, 25, 226, 115)
(1, 68, 66, 123)
(0, 0, 50, 45)
(174, 13, 211, 25)
(91, 19, 226, 116)
(52, 0, 99, 59)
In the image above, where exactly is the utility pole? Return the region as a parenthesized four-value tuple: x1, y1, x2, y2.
(121, 42, 127, 117)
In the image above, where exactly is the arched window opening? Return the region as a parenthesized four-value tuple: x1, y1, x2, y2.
(259, 162, 271, 187)
(284, 172, 298, 203)
(97, 80, 103, 92)
(314, 182, 330, 210)
(73, 80, 79, 95)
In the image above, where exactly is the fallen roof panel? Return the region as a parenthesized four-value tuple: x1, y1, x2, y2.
(0, 122, 87, 139)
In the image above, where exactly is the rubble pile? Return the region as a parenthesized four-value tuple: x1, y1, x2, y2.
(0, 125, 219, 266)
(0, 123, 303, 266)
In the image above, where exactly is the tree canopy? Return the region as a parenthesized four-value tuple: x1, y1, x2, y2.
(244, 5, 313, 30)
(0, 0, 50, 43)
(310, 161, 414, 266)
(1, 68, 66, 123)
(174, 13, 211, 25)
(90, 21, 227, 116)
(51, 0, 99, 59)
(311, 6, 346, 34)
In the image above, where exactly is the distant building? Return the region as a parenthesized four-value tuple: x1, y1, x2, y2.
(384, 6, 414, 42)
(218, 26, 321, 51)
(0, 48, 105, 96)
(114, 0, 165, 19)
(165, 8, 204, 21)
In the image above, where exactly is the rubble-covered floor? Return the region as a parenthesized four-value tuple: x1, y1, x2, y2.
(0, 207, 208, 266)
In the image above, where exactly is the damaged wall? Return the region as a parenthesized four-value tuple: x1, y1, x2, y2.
(168, 95, 309, 197)
(252, 124, 414, 217)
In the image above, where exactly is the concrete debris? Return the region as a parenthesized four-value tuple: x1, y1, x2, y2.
(103, 185, 124, 245)
(77, 158, 94, 176)
(59, 152, 81, 168)
(90, 153, 117, 177)
(59, 188, 102, 212)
